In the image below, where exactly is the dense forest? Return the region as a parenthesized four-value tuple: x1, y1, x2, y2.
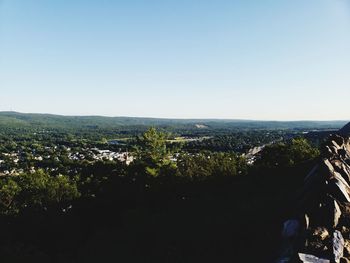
(0, 112, 346, 262)
(0, 111, 346, 133)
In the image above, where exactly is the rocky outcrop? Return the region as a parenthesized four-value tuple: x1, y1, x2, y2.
(277, 123, 350, 263)
(339, 123, 350, 137)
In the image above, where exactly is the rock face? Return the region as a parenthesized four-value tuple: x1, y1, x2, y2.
(340, 123, 350, 137)
(277, 123, 350, 263)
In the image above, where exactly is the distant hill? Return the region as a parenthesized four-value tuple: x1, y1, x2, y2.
(0, 111, 347, 131)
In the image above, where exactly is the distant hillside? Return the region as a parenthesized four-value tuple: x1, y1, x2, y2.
(0, 111, 347, 131)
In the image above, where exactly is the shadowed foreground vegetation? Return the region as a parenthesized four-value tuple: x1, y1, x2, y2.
(0, 127, 323, 262)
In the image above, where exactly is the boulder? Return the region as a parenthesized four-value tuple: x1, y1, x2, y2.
(278, 124, 350, 263)
(333, 230, 345, 263)
(298, 253, 330, 263)
(339, 123, 350, 137)
(332, 200, 342, 228)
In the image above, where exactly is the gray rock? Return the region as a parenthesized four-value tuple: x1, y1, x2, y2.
(277, 129, 350, 262)
(333, 200, 342, 228)
(339, 123, 350, 137)
(298, 253, 330, 263)
(329, 178, 350, 203)
(333, 230, 345, 263)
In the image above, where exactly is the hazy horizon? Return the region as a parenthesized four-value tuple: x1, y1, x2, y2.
(1, 0, 350, 120)
(0, 110, 349, 122)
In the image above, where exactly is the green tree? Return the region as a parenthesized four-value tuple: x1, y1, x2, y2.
(134, 127, 171, 177)
(0, 170, 81, 215)
(289, 138, 320, 164)
(0, 177, 21, 215)
(46, 174, 80, 204)
(256, 138, 319, 168)
(176, 152, 246, 179)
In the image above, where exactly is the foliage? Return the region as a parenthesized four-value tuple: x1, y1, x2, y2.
(177, 152, 247, 179)
(136, 127, 168, 162)
(0, 170, 80, 215)
(0, 177, 21, 215)
(0, 111, 345, 140)
(133, 127, 171, 177)
(0, 117, 336, 262)
(255, 138, 320, 168)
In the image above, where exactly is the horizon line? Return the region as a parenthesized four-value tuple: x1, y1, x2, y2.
(0, 111, 348, 123)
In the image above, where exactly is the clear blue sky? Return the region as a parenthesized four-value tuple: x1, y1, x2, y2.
(1, 0, 349, 120)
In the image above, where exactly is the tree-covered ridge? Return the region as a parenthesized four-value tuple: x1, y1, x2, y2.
(0, 111, 346, 132)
